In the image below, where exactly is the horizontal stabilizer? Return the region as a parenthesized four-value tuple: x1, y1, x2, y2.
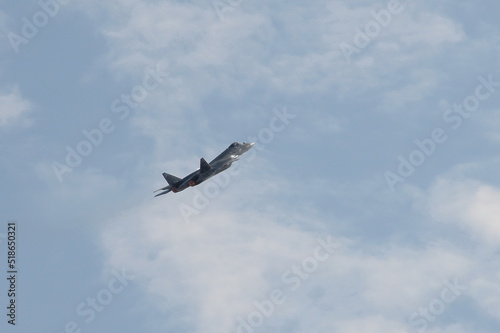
(200, 157, 211, 173)
(154, 185, 171, 193)
(154, 188, 172, 197)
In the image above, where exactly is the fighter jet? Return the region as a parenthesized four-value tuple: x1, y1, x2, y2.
(154, 141, 254, 196)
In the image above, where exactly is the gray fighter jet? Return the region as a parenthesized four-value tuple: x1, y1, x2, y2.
(154, 141, 254, 196)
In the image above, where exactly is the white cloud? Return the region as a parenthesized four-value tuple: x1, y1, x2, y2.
(381, 69, 441, 110)
(41, 2, 499, 332)
(33, 163, 128, 227)
(74, 0, 471, 114)
(397, 12, 464, 47)
(469, 272, 500, 321)
(424, 167, 500, 327)
(101, 197, 335, 333)
(428, 177, 500, 246)
(100, 177, 476, 333)
(333, 315, 408, 333)
(361, 245, 470, 310)
(0, 85, 33, 128)
(474, 108, 500, 144)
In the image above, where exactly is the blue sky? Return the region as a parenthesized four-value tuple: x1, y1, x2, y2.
(1, 0, 500, 332)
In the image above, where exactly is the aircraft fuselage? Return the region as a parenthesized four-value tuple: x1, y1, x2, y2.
(154, 142, 254, 196)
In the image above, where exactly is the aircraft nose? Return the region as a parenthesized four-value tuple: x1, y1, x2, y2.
(246, 142, 255, 150)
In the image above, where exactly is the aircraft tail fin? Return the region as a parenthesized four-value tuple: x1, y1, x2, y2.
(200, 158, 212, 173)
(163, 172, 181, 186)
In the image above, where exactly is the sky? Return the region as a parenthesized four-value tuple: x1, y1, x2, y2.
(1, 0, 500, 332)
